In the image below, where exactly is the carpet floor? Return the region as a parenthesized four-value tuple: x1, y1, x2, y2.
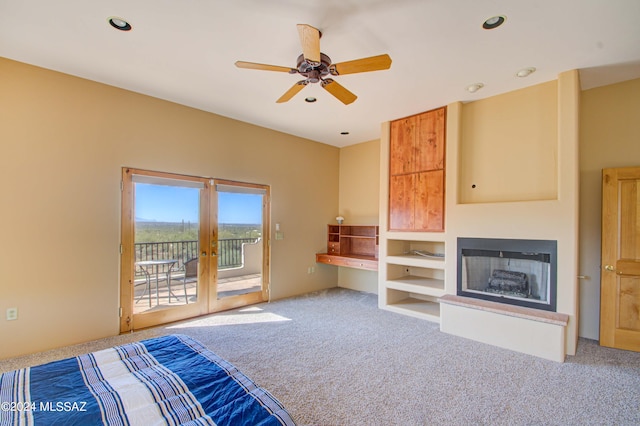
(2, 288, 639, 425)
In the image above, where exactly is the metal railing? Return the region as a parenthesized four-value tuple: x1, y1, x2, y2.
(134, 238, 259, 278)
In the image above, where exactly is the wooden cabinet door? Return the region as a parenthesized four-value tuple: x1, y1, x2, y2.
(388, 106, 446, 232)
(390, 116, 416, 175)
(414, 170, 444, 231)
(415, 107, 446, 172)
(389, 174, 415, 231)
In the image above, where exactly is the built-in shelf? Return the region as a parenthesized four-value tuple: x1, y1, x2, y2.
(386, 262, 445, 297)
(385, 276, 446, 297)
(386, 255, 444, 269)
(381, 237, 446, 322)
(384, 291, 441, 322)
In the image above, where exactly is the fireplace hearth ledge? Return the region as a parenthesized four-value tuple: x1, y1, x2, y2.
(439, 295, 568, 326)
(439, 294, 570, 362)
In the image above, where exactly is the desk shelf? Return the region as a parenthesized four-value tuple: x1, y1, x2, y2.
(318, 224, 379, 271)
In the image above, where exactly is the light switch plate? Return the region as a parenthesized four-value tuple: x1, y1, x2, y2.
(6, 307, 18, 321)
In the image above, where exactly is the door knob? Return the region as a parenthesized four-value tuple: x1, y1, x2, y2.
(201, 251, 207, 257)
(604, 265, 615, 271)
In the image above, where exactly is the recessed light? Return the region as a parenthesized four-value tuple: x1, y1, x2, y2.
(108, 17, 132, 31)
(483, 15, 505, 30)
(304, 97, 317, 103)
(340, 131, 349, 135)
(516, 67, 536, 78)
(466, 83, 484, 93)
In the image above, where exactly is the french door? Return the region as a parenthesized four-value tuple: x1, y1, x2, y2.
(119, 168, 270, 332)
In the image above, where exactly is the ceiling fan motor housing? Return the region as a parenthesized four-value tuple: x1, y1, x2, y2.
(297, 53, 332, 83)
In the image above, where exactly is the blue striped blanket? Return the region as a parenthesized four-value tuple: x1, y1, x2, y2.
(0, 334, 295, 425)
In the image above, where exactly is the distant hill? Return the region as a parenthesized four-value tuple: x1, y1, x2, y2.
(135, 217, 156, 222)
(134, 221, 261, 243)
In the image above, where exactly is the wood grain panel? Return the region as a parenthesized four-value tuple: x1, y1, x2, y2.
(414, 170, 444, 231)
(618, 276, 640, 331)
(349, 238, 376, 256)
(616, 260, 640, 276)
(415, 107, 446, 172)
(389, 174, 415, 230)
(339, 236, 352, 255)
(619, 179, 639, 259)
(389, 116, 416, 175)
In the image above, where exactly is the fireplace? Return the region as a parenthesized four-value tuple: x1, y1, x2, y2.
(457, 238, 557, 312)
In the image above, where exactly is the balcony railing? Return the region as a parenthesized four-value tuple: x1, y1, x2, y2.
(134, 238, 259, 278)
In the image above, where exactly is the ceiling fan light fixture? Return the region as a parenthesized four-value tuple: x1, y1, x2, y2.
(466, 83, 484, 93)
(235, 24, 391, 105)
(108, 17, 132, 31)
(516, 67, 536, 77)
(483, 15, 505, 30)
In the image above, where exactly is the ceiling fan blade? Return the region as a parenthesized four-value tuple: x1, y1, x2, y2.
(321, 79, 357, 105)
(235, 61, 296, 73)
(276, 81, 308, 103)
(330, 54, 392, 75)
(297, 24, 321, 64)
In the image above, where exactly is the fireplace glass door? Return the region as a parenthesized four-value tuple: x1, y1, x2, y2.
(457, 238, 557, 311)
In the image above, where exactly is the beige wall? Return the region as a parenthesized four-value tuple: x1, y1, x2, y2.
(336, 140, 380, 293)
(459, 81, 558, 203)
(578, 77, 640, 340)
(338, 140, 380, 224)
(0, 58, 339, 359)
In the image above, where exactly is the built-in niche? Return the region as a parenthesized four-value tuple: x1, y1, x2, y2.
(458, 81, 559, 204)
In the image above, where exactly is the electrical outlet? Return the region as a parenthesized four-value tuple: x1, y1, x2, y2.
(307, 266, 316, 274)
(6, 307, 18, 321)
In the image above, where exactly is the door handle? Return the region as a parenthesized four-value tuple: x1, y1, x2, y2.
(604, 265, 616, 272)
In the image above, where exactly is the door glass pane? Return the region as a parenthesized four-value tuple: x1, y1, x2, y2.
(134, 182, 200, 313)
(217, 191, 263, 299)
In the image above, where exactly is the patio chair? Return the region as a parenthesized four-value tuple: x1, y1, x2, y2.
(179, 258, 198, 303)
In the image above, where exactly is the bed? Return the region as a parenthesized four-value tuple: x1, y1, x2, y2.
(0, 334, 295, 425)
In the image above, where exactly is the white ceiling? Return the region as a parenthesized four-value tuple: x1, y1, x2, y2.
(1, 0, 639, 147)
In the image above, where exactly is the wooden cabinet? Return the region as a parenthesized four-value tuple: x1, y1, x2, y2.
(389, 107, 446, 232)
(316, 224, 379, 271)
(380, 106, 448, 323)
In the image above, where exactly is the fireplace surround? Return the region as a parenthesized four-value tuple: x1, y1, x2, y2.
(457, 237, 557, 312)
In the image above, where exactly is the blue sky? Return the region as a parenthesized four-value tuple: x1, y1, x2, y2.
(135, 183, 262, 224)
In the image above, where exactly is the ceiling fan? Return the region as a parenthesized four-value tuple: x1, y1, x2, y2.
(235, 24, 392, 105)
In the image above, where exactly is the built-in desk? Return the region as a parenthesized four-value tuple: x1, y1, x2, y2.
(316, 224, 379, 271)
